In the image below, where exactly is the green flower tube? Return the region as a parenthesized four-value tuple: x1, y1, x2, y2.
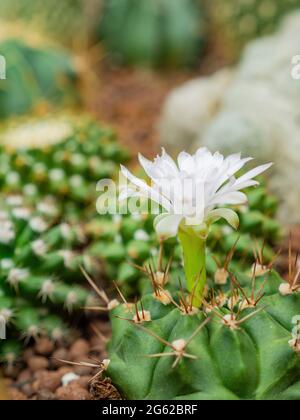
(178, 227, 206, 307)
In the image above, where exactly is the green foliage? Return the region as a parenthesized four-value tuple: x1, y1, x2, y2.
(211, 0, 300, 60)
(100, 0, 206, 68)
(107, 270, 300, 400)
(0, 39, 79, 118)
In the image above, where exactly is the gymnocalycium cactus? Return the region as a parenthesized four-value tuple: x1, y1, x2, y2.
(0, 195, 96, 360)
(100, 0, 205, 68)
(0, 115, 129, 220)
(93, 148, 300, 400)
(0, 38, 79, 118)
(106, 268, 300, 400)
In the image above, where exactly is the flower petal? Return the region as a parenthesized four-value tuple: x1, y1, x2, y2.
(120, 165, 172, 211)
(206, 208, 240, 230)
(235, 163, 273, 185)
(154, 213, 183, 239)
(208, 191, 248, 206)
(177, 151, 195, 174)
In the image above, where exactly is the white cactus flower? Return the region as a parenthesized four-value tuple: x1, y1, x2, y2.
(120, 147, 272, 239)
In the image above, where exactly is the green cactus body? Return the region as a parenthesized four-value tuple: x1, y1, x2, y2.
(211, 0, 300, 61)
(0, 197, 96, 349)
(100, 0, 206, 68)
(0, 39, 79, 118)
(0, 115, 129, 218)
(107, 270, 300, 400)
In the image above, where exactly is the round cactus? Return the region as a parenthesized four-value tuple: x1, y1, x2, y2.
(105, 268, 300, 400)
(210, 0, 300, 61)
(0, 115, 129, 220)
(0, 37, 79, 118)
(0, 195, 96, 352)
(100, 0, 206, 68)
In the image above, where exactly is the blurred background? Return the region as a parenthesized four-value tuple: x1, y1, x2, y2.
(0, 0, 299, 155)
(0, 0, 300, 400)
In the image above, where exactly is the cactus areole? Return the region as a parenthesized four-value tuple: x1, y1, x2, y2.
(120, 148, 272, 307)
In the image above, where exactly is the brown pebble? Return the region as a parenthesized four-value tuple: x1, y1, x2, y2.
(23, 348, 34, 361)
(8, 388, 27, 400)
(17, 369, 32, 384)
(89, 336, 107, 353)
(33, 369, 48, 380)
(22, 383, 35, 398)
(35, 338, 54, 356)
(69, 339, 90, 360)
(50, 348, 69, 369)
(56, 383, 91, 400)
(32, 371, 61, 393)
(73, 365, 94, 376)
(72, 376, 90, 390)
(27, 356, 49, 372)
(4, 366, 20, 379)
(36, 390, 57, 400)
(3, 378, 13, 387)
(57, 366, 73, 377)
(90, 321, 111, 336)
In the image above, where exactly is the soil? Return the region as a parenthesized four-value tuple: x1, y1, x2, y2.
(1, 320, 119, 400)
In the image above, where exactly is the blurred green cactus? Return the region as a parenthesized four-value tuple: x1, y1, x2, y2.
(0, 115, 129, 219)
(100, 0, 206, 68)
(0, 39, 79, 118)
(106, 269, 300, 400)
(0, 196, 97, 360)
